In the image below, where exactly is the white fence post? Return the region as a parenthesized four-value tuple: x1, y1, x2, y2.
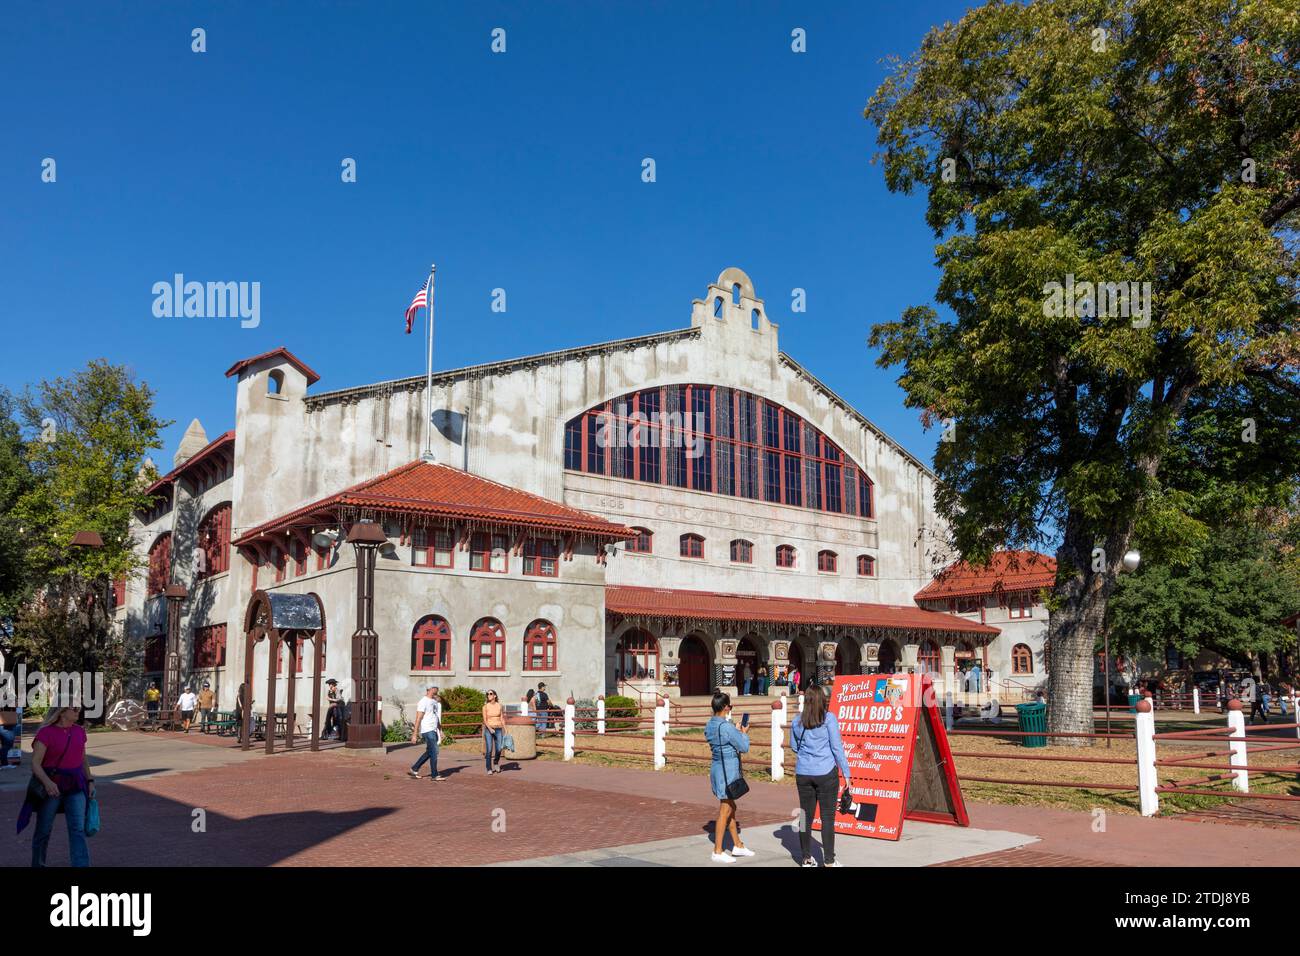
(1134, 698, 1159, 817)
(1227, 700, 1248, 793)
(653, 697, 667, 770)
(770, 700, 785, 781)
(944, 691, 954, 731)
(1192, 687, 1200, 715)
(596, 696, 606, 735)
(563, 697, 575, 761)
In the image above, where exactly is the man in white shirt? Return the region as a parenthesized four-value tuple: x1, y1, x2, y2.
(409, 685, 443, 781)
(177, 687, 199, 733)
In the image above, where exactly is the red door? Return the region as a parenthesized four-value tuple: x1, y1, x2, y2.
(679, 639, 710, 696)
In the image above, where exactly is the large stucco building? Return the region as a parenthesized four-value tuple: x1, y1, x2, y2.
(120, 268, 1005, 732)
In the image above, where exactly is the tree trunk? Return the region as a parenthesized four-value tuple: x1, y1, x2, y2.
(1046, 530, 1125, 747)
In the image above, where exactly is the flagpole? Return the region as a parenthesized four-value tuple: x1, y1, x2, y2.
(422, 264, 436, 462)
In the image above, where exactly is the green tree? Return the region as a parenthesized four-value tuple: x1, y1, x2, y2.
(8, 361, 167, 691)
(866, 0, 1300, 738)
(0, 390, 35, 624)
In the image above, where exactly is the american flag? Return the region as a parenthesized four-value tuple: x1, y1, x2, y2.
(404, 279, 429, 334)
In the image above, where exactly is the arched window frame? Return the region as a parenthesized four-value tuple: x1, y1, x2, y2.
(563, 385, 877, 520)
(729, 539, 753, 563)
(470, 618, 506, 672)
(679, 533, 704, 559)
(817, 550, 838, 573)
(147, 533, 172, 596)
(1012, 644, 1034, 675)
(776, 544, 797, 569)
(856, 554, 875, 577)
(412, 615, 452, 672)
(523, 620, 557, 671)
(195, 502, 232, 579)
(626, 527, 653, 554)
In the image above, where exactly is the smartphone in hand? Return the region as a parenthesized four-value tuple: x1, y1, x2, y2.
(740, 712, 750, 729)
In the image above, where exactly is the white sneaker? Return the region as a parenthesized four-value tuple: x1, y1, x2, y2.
(407, 770, 421, 779)
(802, 858, 818, 867)
(826, 860, 844, 867)
(710, 851, 736, 864)
(730, 846, 756, 858)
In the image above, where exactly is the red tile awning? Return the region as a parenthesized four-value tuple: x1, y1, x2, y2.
(606, 585, 999, 638)
(234, 459, 637, 545)
(914, 550, 1056, 601)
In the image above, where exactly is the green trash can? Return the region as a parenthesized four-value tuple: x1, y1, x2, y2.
(1015, 701, 1047, 748)
(1128, 693, 1140, 713)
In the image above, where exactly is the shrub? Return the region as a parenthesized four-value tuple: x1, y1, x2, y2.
(382, 699, 414, 742)
(574, 698, 597, 731)
(604, 695, 639, 731)
(440, 686, 486, 742)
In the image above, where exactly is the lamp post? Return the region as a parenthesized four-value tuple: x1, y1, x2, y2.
(163, 582, 188, 726)
(69, 531, 105, 710)
(1104, 549, 1141, 746)
(345, 520, 386, 748)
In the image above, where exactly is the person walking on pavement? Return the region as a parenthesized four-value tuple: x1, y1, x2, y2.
(481, 689, 506, 774)
(409, 685, 443, 781)
(197, 681, 215, 732)
(705, 691, 755, 864)
(789, 683, 852, 867)
(177, 686, 198, 733)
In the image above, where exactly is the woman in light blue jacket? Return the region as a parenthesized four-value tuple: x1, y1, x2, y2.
(789, 683, 852, 867)
(704, 691, 755, 864)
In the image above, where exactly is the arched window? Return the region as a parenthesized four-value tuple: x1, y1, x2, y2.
(732, 282, 741, 305)
(195, 502, 231, 579)
(817, 550, 838, 573)
(751, 308, 760, 331)
(1012, 644, 1034, 674)
(729, 539, 752, 563)
(412, 616, 451, 671)
(856, 554, 875, 577)
(679, 533, 704, 559)
(776, 544, 797, 569)
(563, 385, 875, 519)
(918, 640, 941, 674)
(617, 629, 659, 681)
(147, 533, 172, 596)
(268, 370, 284, 394)
(470, 618, 506, 672)
(713, 296, 724, 318)
(627, 528, 653, 554)
(523, 620, 557, 671)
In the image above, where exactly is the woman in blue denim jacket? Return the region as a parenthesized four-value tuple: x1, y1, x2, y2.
(789, 683, 852, 867)
(704, 691, 755, 864)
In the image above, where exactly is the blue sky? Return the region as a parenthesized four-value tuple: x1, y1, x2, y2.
(1, 0, 973, 468)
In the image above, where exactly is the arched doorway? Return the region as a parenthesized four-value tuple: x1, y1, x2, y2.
(736, 634, 763, 694)
(878, 638, 900, 674)
(678, 635, 711, 696)
(834, 637, 861, 676)
(788, 642, 806, 690)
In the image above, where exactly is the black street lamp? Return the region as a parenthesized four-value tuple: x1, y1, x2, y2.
(345, 520, 386, 748)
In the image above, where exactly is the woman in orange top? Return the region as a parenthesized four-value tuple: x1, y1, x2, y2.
(481, 690, 507, 774)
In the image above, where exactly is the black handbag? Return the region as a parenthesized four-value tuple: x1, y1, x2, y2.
(718, 721, 749, 800)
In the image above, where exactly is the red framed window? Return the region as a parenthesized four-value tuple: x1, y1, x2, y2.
(412, 527, 455, 568)
(470, 532, 508, 573)
(470, 618, 506, 671)
(192, 623, 227, 669)
(563, 385, 876, 520)
(679, 533, 704, 559)
(856, 554, 875, 577)
(1008, 592, 1034, 618)
(617, 629, 659, 681)
(291, 538, 307, 576)
(817, 550, 838, 573)
(627, 528, 653, 554)
(523, 538, 559, 577)
(146, 533, 172, 596)
(776, 544, 797, 569)
(112, 578, 126, 607)
(195, 502, 231, 579)
(729, 539, 752, 563)
(1012, 644, 1033, 674)
(918, 640, 941, 674)
(412, 616, 452, 671)
(523, 620, 557, 671)
(272, 546, 285, 583)
(275, 636, 312, 675)
(955, 597, 981, 614)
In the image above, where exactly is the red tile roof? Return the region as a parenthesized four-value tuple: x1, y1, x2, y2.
(234, 460, 637, 545)
(224, 347, 321, 386)
(914, 550, 1057, 602)
(143, 431, 236, 497)
(606, 585, 999, 637)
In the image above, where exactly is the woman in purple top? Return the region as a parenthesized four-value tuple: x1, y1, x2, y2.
(20, 705, 95, 867)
